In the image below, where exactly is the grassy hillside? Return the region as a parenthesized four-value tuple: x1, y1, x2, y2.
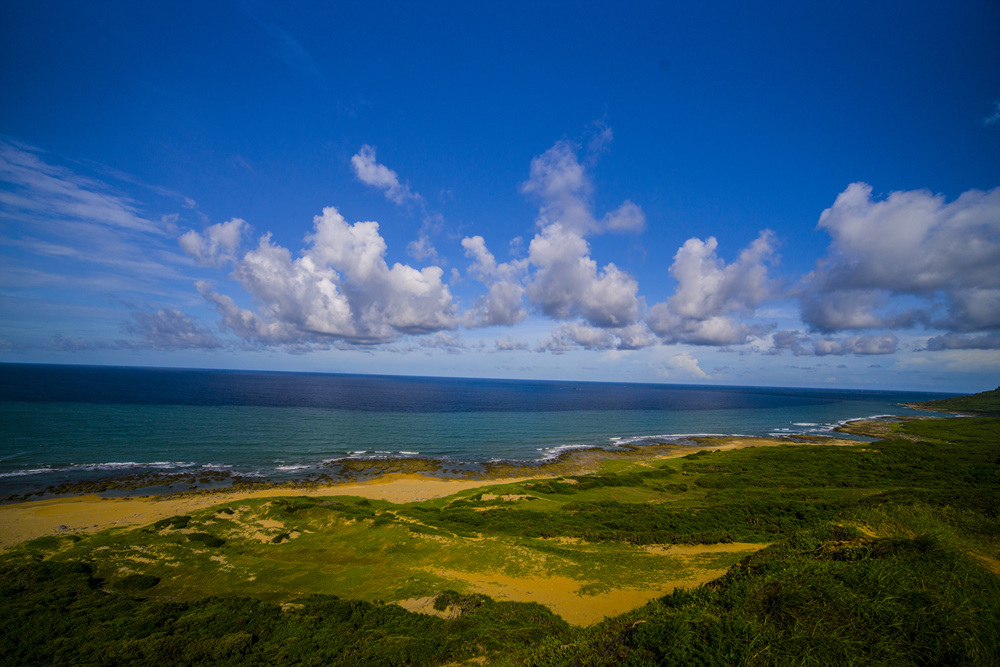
(1, 415, 998, 665)
(909, 386, 1000, 415)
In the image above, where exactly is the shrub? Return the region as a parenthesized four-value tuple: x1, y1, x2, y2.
(187, 533, 225, 548)
(114, 573, 160, 592)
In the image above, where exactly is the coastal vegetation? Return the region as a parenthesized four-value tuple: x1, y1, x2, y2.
(1, 390, 998, 664)
(907, 386, 1000, 416)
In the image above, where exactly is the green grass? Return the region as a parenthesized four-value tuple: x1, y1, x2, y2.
(1, 396, 999, 665)
(910, 386, 1000, 415)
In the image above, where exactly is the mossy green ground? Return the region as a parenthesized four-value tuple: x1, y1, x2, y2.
(3, 464, 755, 616)
(2, 390, 999, 665)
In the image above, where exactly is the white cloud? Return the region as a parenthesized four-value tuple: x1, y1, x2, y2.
(769, 329, 899, 356)
(179, 218, 249, 266)
(123, 308, 221, 349)
(923, 332, 1000, 351)
(601, 200, 646, 233)
(419, 332, 466, 352)
(197, 281, 299, 346)
(200, 206, 456, 347)
(522, 139, 644, 328)
(814, 332, 898, 356)
(647, 231, 777, 345)
(665, 353, 709, 379)
(0, 139, 163, 235)
(351, 145, 421, 206)
(520, 139, 645, 236)
(460, 235, 528, 327)
(769, 330, 811, 356)
(495, 336, 530, 351)
(801, 183, 1000, 334)
(538, 321, 654, 353)
(527, 223, 641, 327)
(464, 134, 647, 332)
(407, 231, 438, 262)
(517, 137, 645, 329)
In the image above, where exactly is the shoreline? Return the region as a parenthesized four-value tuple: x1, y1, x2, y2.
(0, 433, 863, 552)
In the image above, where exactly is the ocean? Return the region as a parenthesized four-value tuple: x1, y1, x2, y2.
(0, 363, 955, 498)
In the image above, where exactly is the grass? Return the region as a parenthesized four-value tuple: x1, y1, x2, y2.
(909, 386, 1000, 415)
(1, 393, 998, 664)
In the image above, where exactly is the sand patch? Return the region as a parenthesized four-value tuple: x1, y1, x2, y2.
(424, 557, 749, 627)
(641, 542, 768, 556)
(395, 596, 461, 619)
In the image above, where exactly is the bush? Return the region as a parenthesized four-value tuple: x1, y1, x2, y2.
(114, 573, 160, 592)
(187, 533, 225, 548)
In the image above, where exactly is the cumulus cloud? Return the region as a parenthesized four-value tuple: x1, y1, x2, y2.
(800, 183, 1000, 334)
(538, 322, 654, 353)
(769, 330, 811, 356)
(514, 138, 646, 329)
(601, 200, 646, 234)
(495, 337, 530, 351)
(665, 353, 709, 379)
(769, 329, 899, 356)
(416, 332, 466, 354)
(814, 332, 898, 356)
(527, 224, 641, 327)
(179, 218, 249, 266)
(123, 308, 221, 349)
(199, 206, 455, 347)
(351, 145, 421, 205)
(923, 332, 1000, 351)
(647, 231, 777, 345)
(460, 235, 528, 326)
(520, 139, 645, 236)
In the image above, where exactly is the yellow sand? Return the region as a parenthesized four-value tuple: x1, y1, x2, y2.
(416, 541, 764, 627)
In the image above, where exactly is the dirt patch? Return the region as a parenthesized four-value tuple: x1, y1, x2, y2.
(972, 553, 1000, 576)
(423, 557, 752, 627)
(395, 596, 461, 619)
(641, 542, 768, 556)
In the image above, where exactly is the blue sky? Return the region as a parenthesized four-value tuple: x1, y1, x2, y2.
(1, 1, 998, 392)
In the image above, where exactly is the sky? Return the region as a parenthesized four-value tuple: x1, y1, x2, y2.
(1, 1, 999, 393)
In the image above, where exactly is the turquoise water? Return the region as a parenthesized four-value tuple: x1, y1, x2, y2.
(0, 364, 954, 495)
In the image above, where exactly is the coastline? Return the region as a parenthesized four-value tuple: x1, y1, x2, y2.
(0, 433, 860, 552)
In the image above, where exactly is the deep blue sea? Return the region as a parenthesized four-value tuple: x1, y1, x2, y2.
(0, 364, 956, 497)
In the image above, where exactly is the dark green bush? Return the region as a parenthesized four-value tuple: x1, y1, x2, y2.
(187, 533, 225, 548)
(114, 573, 160, 592)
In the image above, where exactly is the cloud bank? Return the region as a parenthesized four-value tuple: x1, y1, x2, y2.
(800, 183, 1000, 335)
(8, 132, 995, 368)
